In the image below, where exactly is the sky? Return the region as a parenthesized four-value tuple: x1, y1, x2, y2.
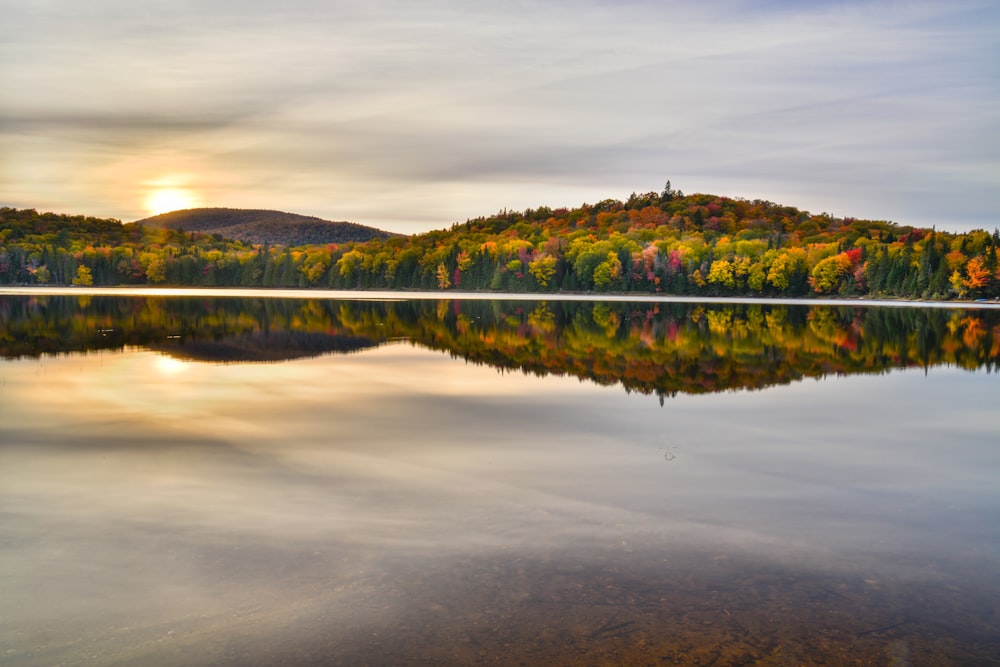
(1, 0, 997, 235)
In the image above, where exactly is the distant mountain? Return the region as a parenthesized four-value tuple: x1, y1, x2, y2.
(132, 207, 400, 246)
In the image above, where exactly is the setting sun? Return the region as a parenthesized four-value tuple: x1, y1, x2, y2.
(146, 187, 198, 216)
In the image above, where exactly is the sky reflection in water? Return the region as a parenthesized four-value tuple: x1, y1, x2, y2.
(1, 295, 998, 665)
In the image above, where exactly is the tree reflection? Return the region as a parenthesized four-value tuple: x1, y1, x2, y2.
(2, 295, 997, 398)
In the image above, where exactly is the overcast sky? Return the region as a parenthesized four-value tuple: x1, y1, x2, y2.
(1, 0, 997, 234)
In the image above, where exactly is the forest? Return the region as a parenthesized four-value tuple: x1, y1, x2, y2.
(2, 184, 998, 300)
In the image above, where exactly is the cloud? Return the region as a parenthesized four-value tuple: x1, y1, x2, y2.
(1, 0, 997, 232)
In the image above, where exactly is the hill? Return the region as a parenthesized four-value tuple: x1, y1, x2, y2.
(2, 186, 997, 300)
(326, 187, 999, 299)
(132, 208, 399, 246)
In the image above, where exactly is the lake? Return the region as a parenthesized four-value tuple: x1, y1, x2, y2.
(1, 289, 998, 665)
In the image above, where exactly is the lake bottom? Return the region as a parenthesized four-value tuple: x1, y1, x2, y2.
(2, 295, 998, 666)
(7, 541, 995, 666)
(295, 552, 998, 667)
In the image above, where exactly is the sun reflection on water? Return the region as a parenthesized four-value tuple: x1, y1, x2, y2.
(153, 354, 188, 376)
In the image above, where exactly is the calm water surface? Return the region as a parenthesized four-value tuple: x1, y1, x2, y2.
(1, 291, 998, 665)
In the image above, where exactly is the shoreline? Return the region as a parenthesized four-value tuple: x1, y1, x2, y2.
(1, 285, 998, 309)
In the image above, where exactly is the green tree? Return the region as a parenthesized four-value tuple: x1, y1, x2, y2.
(592, 252, 622, 289)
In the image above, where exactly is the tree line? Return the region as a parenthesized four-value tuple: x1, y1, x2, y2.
(2, 186, 998, 300)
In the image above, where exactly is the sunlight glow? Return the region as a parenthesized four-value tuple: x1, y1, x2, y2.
(146, 187, 198, 216)
(153, 355, 187, 376)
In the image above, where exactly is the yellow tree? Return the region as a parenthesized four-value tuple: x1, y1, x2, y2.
(436, 262, 451, 289)
(528, 254, 558, 287)
(145, 258, 167, 283)
(767, 248, 808, 291)
(748, 250, 776, 292)
(73, 265, 93, 286)
(809, 253, 852, 294)
(707, 259, 735, 289)
(950, 269, 967, 297)
(456, 249, 474, 272)
(337, 250, 364, 279)
(300, 247, 331, 285)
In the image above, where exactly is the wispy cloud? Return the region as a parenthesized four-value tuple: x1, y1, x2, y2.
(1, 0, 997, 232)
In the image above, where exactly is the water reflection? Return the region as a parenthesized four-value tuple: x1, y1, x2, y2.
(2, 294, 998, 398)
(1, 294, 998, 665)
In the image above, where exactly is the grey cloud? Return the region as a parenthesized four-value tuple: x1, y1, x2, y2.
(0, 112, 243, 134)
(1, 0, 997, 232)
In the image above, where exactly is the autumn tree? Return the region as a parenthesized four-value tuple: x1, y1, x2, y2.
(528, 254, 558, 287)
(73, 265, 93, 286)
(436, 262, 451, 289)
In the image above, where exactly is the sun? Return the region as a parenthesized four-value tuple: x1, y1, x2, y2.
(146, 187, 199, 216)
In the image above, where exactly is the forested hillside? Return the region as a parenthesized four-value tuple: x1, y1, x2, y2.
(134, 207, 397, 246)
(2, 185, 998, 300)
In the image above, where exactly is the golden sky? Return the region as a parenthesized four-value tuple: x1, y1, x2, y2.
(1, 0, 998, 234)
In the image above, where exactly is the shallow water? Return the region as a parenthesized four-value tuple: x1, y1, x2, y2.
(1, 293, 998, 665)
